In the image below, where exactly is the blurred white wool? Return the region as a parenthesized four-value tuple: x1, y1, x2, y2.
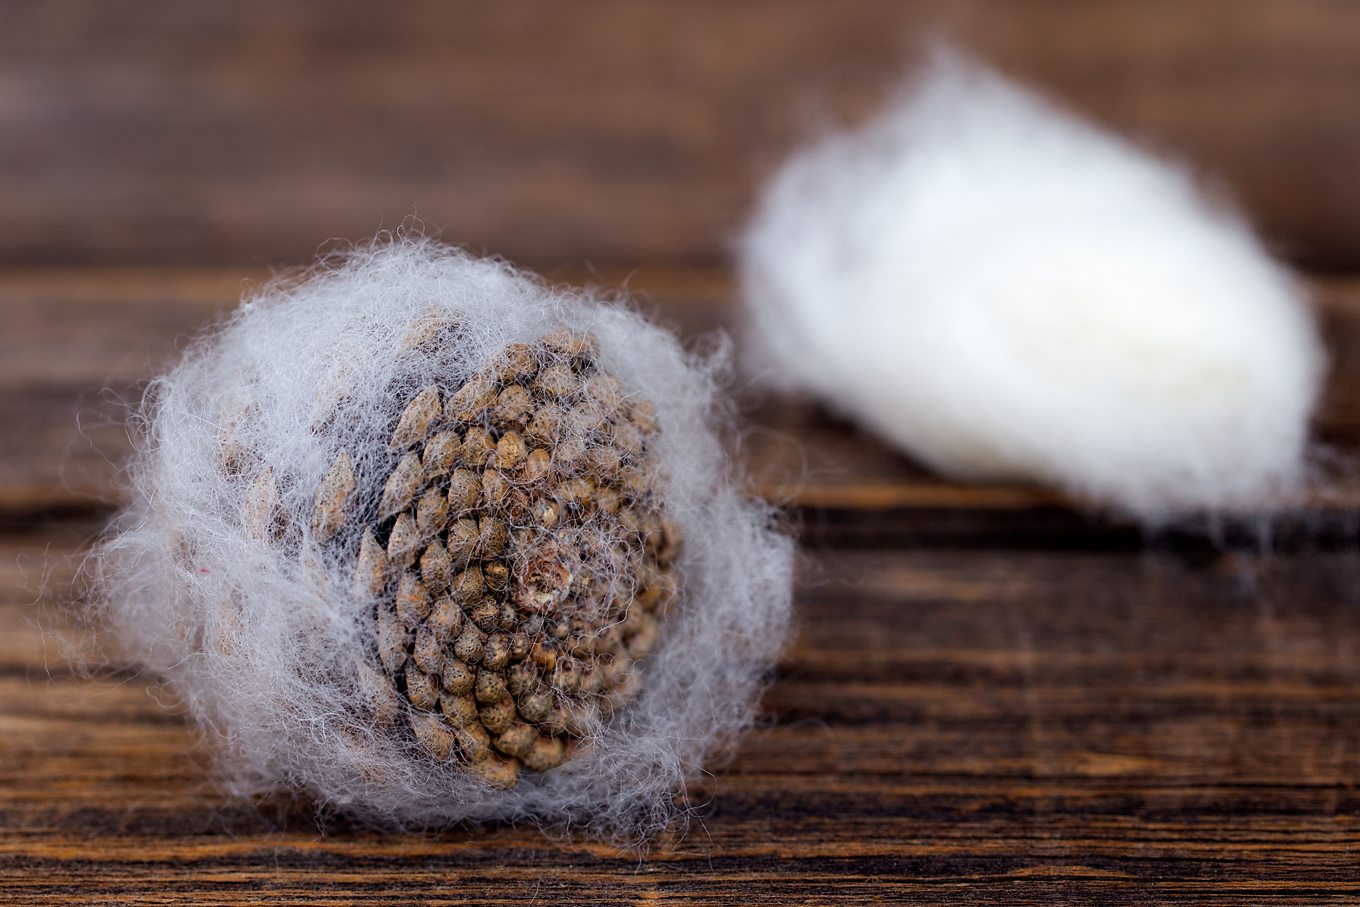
(740, 58, 1324, 521)
(95, 239, 793, 838)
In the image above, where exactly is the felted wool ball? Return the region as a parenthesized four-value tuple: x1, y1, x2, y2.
(740, 56, 1325, 522)
(95, 239, 793, 836)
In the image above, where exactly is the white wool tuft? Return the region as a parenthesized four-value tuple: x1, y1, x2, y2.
(94, 238, 793, 839)
(740, 56, 1325, 522)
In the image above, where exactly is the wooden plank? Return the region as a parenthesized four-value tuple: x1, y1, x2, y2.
(0, 264, 727, 518)
(3, 531, 1358, 903)
(3, 267, 1360, 542)
(3, 1, 1360, 269)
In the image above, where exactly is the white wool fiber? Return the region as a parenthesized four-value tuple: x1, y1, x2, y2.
(94, 238, 793, 839)
(740, 55, 1325, 522)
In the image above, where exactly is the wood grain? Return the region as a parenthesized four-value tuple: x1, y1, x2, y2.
(3, 530, 1359, 904)
(3, 0, 1359, 269)
(4, 266, 1360, 538)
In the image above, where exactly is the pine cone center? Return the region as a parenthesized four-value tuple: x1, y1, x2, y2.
(347, 328, 681, 788)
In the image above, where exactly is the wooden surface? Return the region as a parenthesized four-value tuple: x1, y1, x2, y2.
(2, 268, 1360, 905)
(4, 0, 1360, 270)
(5, 3, 1360, 901)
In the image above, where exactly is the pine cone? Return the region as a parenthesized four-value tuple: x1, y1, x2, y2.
(315, 327, 681, 788)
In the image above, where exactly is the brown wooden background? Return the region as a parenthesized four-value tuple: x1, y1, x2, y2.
(3, 2, 1360, 904)
(6, 0, 1360, 270)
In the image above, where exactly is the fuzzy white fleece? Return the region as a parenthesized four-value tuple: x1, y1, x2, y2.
(94, 238, 793, 840)
(740, 57, 1324, 521)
